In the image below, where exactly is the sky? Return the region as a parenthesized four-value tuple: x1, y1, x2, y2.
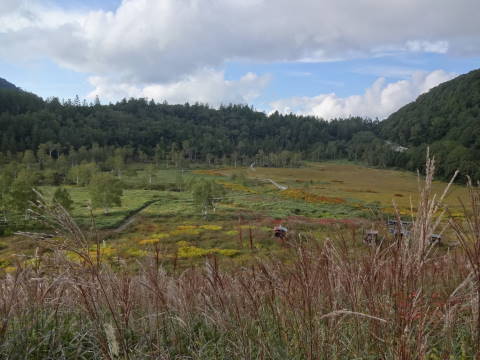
(0, 0, 479, 120)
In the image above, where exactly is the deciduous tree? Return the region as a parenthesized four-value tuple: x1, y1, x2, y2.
(88, 173, 123, 214)
(190, 179, 225, 218)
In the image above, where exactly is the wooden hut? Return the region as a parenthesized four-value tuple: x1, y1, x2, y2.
(363, 230, 379, 244)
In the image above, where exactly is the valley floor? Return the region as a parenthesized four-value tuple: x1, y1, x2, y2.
(0, 161, 468, 270)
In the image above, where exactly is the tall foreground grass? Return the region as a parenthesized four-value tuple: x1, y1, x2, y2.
(0, 156, 479, 359)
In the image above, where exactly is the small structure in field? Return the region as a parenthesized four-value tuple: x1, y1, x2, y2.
(388, 227, 411, 239)
(363, 229, 379, 244)
(387, 219, 412, 228)
(387, 219, 398, 227)
(387, 218, 413, 240)
(430, 234, 442, 244)
(274, 225, 288, 239)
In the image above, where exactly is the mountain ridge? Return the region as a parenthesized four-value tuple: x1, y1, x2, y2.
(378, 68, 480, 179)
(381, 68, 480, 148)
(0, 77, 18, 90)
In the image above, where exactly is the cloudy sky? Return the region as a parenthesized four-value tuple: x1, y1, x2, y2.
(1, 0, 479, 119)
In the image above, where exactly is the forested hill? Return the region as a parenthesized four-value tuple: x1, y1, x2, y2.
(0, 76, 44, 116)
(0, 88, 384, 167)
(380, 68, 480, 179)
(0, 77, 17, 90)
(381, 69, 480, 146)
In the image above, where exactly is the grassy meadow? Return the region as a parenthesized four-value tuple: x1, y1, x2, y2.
(243, 162, 468, 214)
(0, 161, 469, 270)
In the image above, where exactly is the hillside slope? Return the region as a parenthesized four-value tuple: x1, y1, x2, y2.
(0, 77, 18, 90)
(0, 83, 44, 115)
(380, 68, 480, 179)
(381, 69, 480, 148)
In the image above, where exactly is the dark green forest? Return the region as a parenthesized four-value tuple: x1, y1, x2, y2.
(380, 69, 480, 179)
(0, 87, 386, 167)
(0, 68, 479, 182)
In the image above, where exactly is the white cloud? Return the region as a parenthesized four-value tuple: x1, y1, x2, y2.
(0, 0, 478, 105)
(269, 70, 455, 120)
(0, 0, 24, 15)
(405, 40, 449, 54)
(0, 1, 84, 32)
(88, 69, 271, 106)
(1, 0, 479, 80)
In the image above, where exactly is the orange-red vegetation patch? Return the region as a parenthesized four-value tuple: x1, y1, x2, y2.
(258, 215, 364, 229)
(192, 169, 227, 176)
(281, 189, 346, 204)
(217, 180, 256, 193)
(285, 216, 362, 227)
(344, 188, 378, 194)
(135, 222, 159, 233)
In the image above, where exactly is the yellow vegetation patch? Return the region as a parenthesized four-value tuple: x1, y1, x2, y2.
(89, 246, 116, 257)
(139, 233, 169, 245)
(170, 228, 201, 236)
(124, 248, 149, 257)
(3, 266, 16, 273)
(64, 245, 117, 263)
(154, 233, 170, 239)
(177, 245, 210, 258)
(176, 241, 190, 247)
(176, 241, 239, 259)
(200, 224, 223, 231)
(217, 180, 256, 193)
(224, 230, 239, 236)
(24, 257, 41, 267)
(66, 251, 84, 263)
(449, 211, 464, 218)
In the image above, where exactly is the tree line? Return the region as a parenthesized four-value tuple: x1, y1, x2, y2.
(0, 88, 384, 164)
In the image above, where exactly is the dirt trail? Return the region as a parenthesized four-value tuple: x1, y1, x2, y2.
(249, 163, 288, 190)
(112, 199, 160, 233)
(263, 178, 288, 190)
